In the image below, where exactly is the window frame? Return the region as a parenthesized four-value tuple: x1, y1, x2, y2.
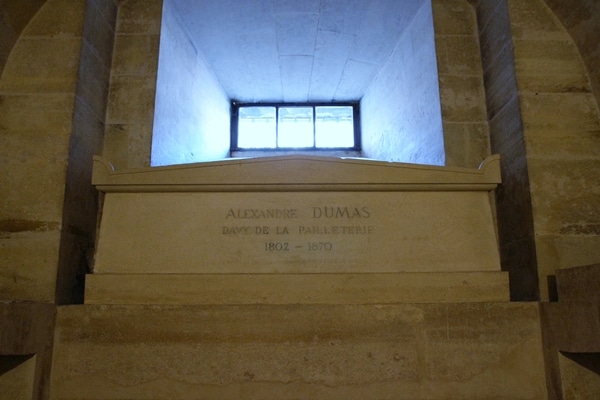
(230, 102, 361, 155)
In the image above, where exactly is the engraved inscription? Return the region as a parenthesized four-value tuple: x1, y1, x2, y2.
(312, 206, 370, 218)
(264, 242, 290, 251)
(221, 205, 374, 253)
(298, 225, 373, 234)
(226, 209, 298, 219)
(308, 242, 333, 251)
(222, 226, 269, 235)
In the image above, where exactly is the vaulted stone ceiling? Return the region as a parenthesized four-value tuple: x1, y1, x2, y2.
(168, 0, 425, 103)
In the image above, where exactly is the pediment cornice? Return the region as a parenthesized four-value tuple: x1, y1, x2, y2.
(92, 155, 501, 192)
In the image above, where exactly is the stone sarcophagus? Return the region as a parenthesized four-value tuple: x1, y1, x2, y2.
(52, 156, 551, 400)
(87, 155, 508, 304)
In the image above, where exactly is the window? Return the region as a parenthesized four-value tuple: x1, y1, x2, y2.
(231, 103, 360, 156)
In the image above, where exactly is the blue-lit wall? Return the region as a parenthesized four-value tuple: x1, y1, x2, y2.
(151, 0, 230, 166)
(360, 1, 444, 165)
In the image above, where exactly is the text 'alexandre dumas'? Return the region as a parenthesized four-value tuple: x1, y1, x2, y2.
(225, 206, 371, 219)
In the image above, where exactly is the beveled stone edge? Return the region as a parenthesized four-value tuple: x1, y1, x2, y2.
(92, 154, 501, 192)
(84, 271, 510, 305)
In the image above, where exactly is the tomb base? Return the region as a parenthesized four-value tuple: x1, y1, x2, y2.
(85, 271, 509, 304)
(50, 302, 547, 400)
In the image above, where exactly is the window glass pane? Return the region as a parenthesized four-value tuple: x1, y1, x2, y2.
(315, 106, 354, 148)
(278, 107, 314, 148)
(238, 106, 276, 148)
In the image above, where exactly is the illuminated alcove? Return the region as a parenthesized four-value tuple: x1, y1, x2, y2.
(151, 0, 444, 166)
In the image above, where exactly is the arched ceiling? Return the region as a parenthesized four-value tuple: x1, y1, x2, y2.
(167, 0, 425, 103)
(0, 0, 46, 73)
(2, 0, 598, 106)
(541, 0, 600, 106)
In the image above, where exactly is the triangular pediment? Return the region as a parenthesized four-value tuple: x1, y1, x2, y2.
(92, 155, 500, 192)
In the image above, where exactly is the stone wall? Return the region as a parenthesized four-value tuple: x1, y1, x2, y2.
(0, 0, 46, 73)
(543, 0, 600, 108)
(56, 0, 118, 305)
(361, 0, 444, 165)
(472, 0, 600, 301)
(151, 0, 231, 166)
(1, 0, 599, 398)
(0, 0, 117, 304)
(472, 0, 539, 301)
(507, 0, 600, 301)
(433, 0, 491, 168)
(50, 303, 548, 400)
(103, 0, 162, 169)
(0, 303, 55, 400)
(1, 1, 116, 397)
(0, 0, 86, 303)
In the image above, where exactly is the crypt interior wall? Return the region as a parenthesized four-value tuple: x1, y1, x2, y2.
(0, 0, 599, 399)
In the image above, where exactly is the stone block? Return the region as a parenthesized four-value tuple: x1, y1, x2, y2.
(49, 303, 547, 399)
(520, 92, 600, 132)
(106, 75, 157, 124)
(0, 231, 60, 302)
(558, 352, 600, 400)
(513, 39, 590, 94)
(103, 122, 153, 169)
(0, 355, 37, 399)
(527, 158, 600, 235)
(0, 303, 55, 399)
(0, 94, 75, 133)
(540, 300, 600, 398)
(117, 0, 163, 35)
(438, 75, 487, 122)
(0, 37, 82, 92)
(91, 156, 502, 275)
(85, 272, 510, 305)
(556, 264, 600, 302)
(525, 128, 600, 159)
(541, 301, 600, 353)
(95, 190, 501, 274)
(0, 303, 55, 354)
(443, 122, 491, 168)
(440, 34, 483, 76)
(535, 235, 600, 300)
(22, 0, 85, 37)
(111, 33, 160, 77)
(0, 155, 68, 222)
(102, 123, 130, 170)
(432, 0, 477, 36)
(507, 0, 566, 41)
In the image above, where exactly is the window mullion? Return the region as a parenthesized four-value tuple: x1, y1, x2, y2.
(275, 106, 279, 148)
(312, 106, 316, 149)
